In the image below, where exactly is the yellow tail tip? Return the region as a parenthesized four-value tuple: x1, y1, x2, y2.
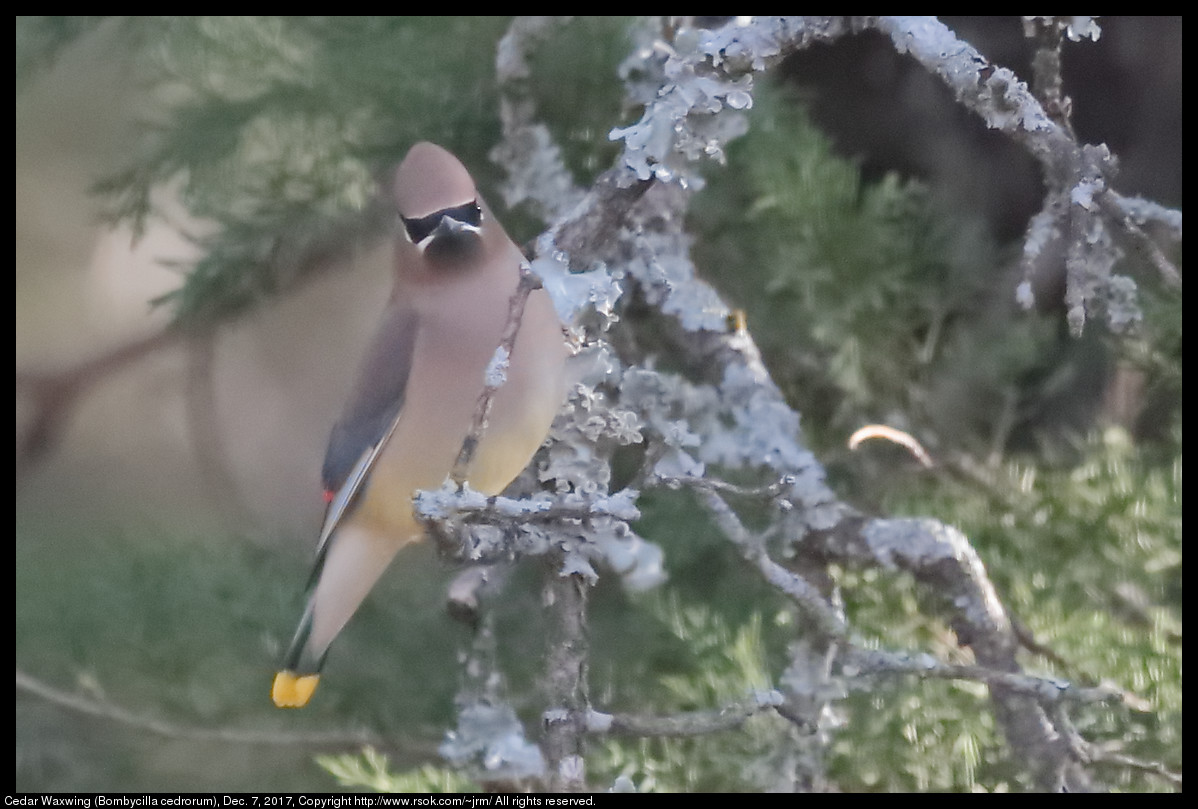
(272, 671, 320, 708)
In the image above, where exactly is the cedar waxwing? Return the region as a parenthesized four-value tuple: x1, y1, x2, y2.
(271, 142, 568, 708)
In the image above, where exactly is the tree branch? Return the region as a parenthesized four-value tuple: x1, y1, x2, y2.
(591, 691, 784, 738)
(540, 559, 590, 792)
(449, 262, 543, 486)
(16, 326, 185, 475)
(15, 667, 423, 754)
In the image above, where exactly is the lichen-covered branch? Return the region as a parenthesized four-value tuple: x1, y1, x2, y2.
(591, 690, 784, 738)
(692, 484, 847, 640)
(449, 262, 542, 486)
(540, 561, 590, 792)
(492, 16, 587, 225)
(419, 15, 1178, 792)
(797, 510, 1094, 791)
(839, 647, 1122, 707)
(862, 16, 1178, 335)
(1022, 16, 1078, 136)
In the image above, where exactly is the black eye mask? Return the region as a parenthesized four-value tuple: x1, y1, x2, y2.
(401, 200, 483, 245)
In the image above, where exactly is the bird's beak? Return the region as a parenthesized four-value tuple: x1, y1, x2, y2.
(414, 214, 483, 260)
(429, 214, 480, 241)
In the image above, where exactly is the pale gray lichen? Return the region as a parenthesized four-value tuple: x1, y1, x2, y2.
(610, 774, 638, 793)
(1065, 201, 1125, 336)
(440, 700, 546, 779)
(542, 375, 634, 496)
(608, 18, 798, 189)
(1017, 205, 1063, 310)
(863, 517, 966, 570)
(1024, 206, 1062, 261)
(861, 517, 1010, 634)
(413, 482, 491, 521)
(491, 122, 586, 222)
(588, 488, 642, 521)
(531, 235, 624, 327)
(1115, 195, 1183, 237)
(1015, 280, 1036, 311)
(586, 516, 667, 591)
(610, 224, 731, 332)
(705, 361, 811, 474)
(484, 346, 510, 387)
(698, 18, 787, 71)
(1103, 274, 1142, 335)
(552, 512, 665, 593)
(492, 16, 588, 223)
(879, 16, 1054, 135)
(1063, 16, 1102, 43)
(559, 549, 599, 584)
(1070, 178, 1104, 211)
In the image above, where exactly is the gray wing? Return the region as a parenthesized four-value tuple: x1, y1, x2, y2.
(321, 297, 419, 495)
(308, 297, 420, 577)
(288, 298, 420, 657)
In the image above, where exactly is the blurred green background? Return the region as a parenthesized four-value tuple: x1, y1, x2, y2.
(16, 17, 1181, 792)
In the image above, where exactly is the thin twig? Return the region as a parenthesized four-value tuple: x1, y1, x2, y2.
(1099, 191, 1183, 290)
(840, 648, 1122, 707)
(1023, 16, 1076, 137)
(450, 263, 541, 486)
(693, 485, 847, 640)
(594, 691, 784, 738)
(15, 668, 425, 754)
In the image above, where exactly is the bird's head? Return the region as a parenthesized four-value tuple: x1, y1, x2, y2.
(394, 142, 486, 264)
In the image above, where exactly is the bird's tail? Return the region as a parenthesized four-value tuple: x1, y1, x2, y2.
(272, 670, 321, 708)
(272, 521, 405, 708)
(272, 601, 324, 708)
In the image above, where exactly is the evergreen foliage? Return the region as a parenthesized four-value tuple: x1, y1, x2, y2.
(91, 17, 513, 324)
